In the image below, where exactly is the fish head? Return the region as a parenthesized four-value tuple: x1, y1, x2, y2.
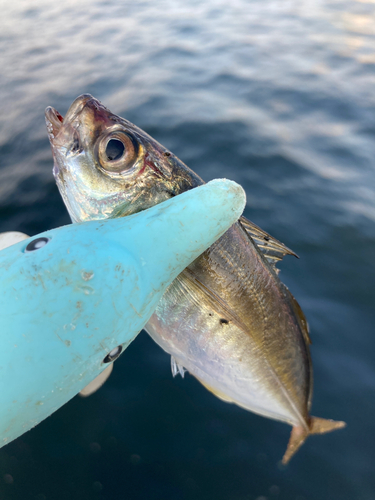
(45, 94, 201, 222)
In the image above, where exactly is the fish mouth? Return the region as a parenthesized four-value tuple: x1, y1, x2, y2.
(45, 94, 100, 142)
(45, 106, 64, 140)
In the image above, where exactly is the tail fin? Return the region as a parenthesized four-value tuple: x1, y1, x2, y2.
(282, 417, 346, 465)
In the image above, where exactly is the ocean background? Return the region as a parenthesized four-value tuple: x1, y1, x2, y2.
(0, 1, 374, 499)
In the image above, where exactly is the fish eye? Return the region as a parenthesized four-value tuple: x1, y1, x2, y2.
(105, 139, 125, 161)
(103, 345, 123, 363)
(25, 237, 50, 252)
(97, 131, 138, 174)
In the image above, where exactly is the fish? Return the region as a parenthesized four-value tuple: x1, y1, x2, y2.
(45, 94, 345, 464)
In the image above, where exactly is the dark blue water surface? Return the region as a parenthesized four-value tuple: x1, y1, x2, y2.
(1, 1, 375, 499)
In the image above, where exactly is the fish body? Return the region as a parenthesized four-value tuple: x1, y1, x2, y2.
(148, 226, 310, 424)
(46, 95, 345, 463)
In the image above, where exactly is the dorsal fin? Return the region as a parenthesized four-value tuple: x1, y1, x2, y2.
(282, 284, 312, 345)
(238, 218, 309, 344)
(239, 216, 298, 272)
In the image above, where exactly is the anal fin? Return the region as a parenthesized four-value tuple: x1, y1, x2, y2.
(171, 356, 186, 378)
(195, 376, 235, 404)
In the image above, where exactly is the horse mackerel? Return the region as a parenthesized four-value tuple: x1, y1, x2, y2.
(45, 94, 345, 463)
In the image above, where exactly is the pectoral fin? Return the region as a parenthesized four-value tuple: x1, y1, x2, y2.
(239, 216, 298, 272)
(79, 364, 113, 397)
(282, 417, 346, 464)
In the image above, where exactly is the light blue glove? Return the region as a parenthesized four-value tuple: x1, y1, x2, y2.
(0, 179, 245, 448)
